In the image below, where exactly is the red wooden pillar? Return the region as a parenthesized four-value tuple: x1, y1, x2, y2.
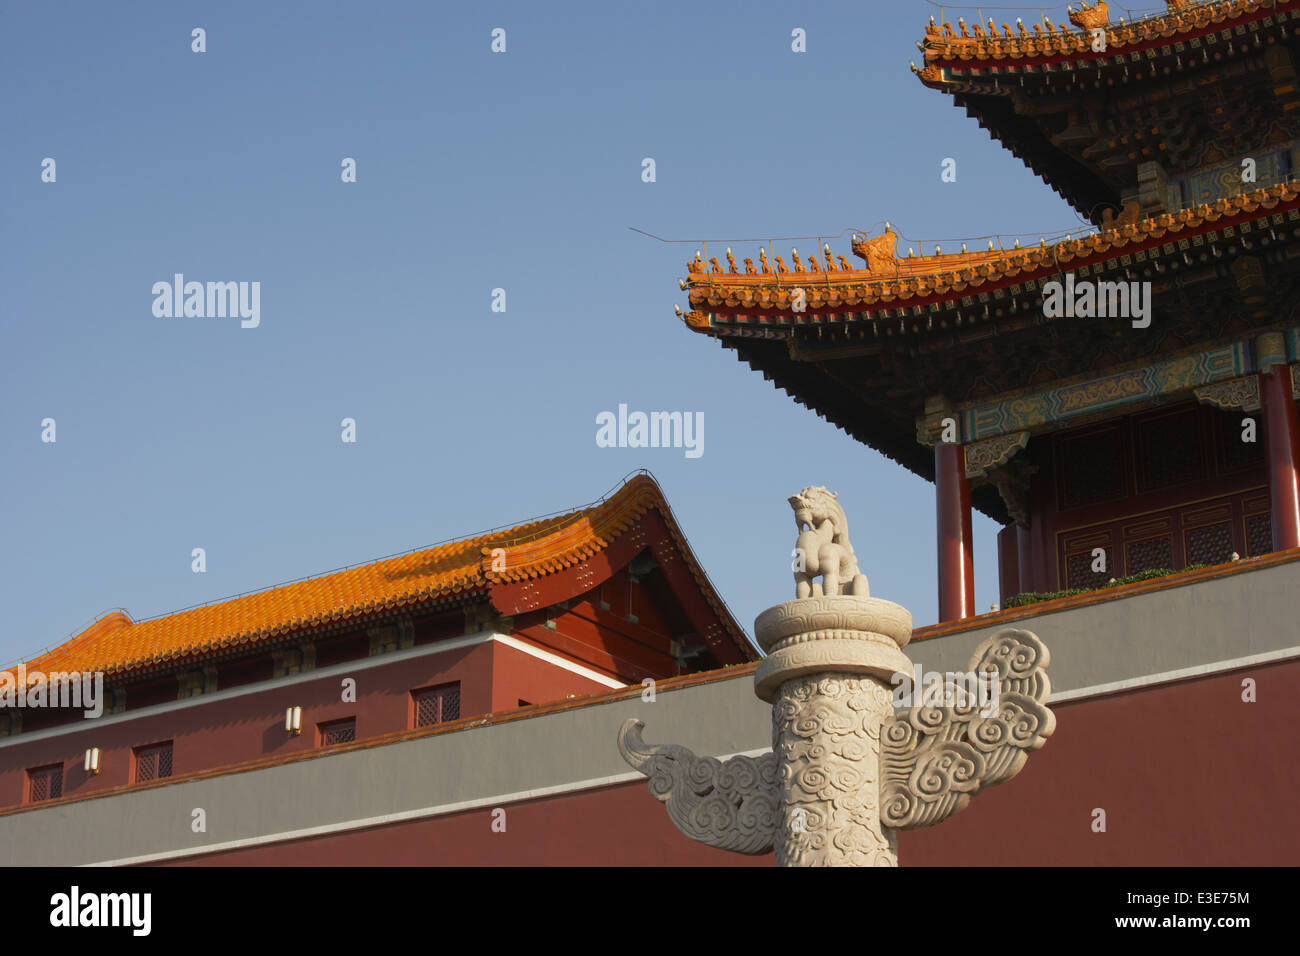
(1260, 362, 1300, 551)
(936, 442, 975, 621)
(1016, 524, 1034, 595)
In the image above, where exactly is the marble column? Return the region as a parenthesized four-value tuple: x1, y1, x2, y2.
(618, 486, 1056, 867)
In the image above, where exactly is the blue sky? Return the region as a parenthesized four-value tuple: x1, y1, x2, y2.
(1, 0, 1086, 665)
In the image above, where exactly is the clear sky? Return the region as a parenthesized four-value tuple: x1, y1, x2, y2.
(1, 0, 1091, 666)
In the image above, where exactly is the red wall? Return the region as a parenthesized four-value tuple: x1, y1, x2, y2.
(900, 657, 1300, 865)
(0, 568, 707, 812)
(159, 656, 1300, 866)
(487, 641, 618, 713)
(514, 602, 678, 683)
(163, 782, 768, 867)
(0, 641, 495, 809)
(0, 633, 639, 812)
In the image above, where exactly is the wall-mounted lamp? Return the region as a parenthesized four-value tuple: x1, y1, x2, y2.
(84, 747, 101, 775)
(285, 706, 302, 735)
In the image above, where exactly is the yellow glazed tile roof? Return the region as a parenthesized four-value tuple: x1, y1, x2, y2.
(915, 0, 1280, 85)
(683, 182, 1300, 321)
(11, 474, 724, 680)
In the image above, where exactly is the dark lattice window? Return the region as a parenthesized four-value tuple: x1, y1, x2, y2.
(1059, 429, 1125, 511)
(1125, 536, 1174, 575)
(1186, 523, 1234, 566)
(414, 683, 460, 728)
(1136, 411, 1203, 492)
(28, 764, 62, 803)
(1246, 513, 1273, 557)
(1066, 551, 1110, 589)
(134, 742, 173, 782)
(319, 717, 356, 746)
(1218, 412, 1265, 473)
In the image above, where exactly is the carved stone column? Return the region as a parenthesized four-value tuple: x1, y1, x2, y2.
(755, 595, 913, 866)
(618, 486, 1055, 867)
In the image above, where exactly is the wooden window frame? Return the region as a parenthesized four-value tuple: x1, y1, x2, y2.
(133, 740, 174, 783)
(411, 682, 461, 729)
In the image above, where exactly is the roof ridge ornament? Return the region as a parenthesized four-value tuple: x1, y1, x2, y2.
(851, 225, 899, 273)
(1068, 1, 1110, 32)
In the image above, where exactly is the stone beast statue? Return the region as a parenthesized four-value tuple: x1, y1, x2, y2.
(789, 486, 870, 598)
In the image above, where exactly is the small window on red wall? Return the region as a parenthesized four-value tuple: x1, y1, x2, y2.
(413, 683, 460, 728)
(319, 717, 356, 746)
(27, 763, 63, 803)
(134, 741, 174, 782)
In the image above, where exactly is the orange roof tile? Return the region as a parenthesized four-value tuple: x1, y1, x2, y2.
(915, 0, 1278, 85)
(10, 473, 749, 680)
(682, 181, 1300, 323)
